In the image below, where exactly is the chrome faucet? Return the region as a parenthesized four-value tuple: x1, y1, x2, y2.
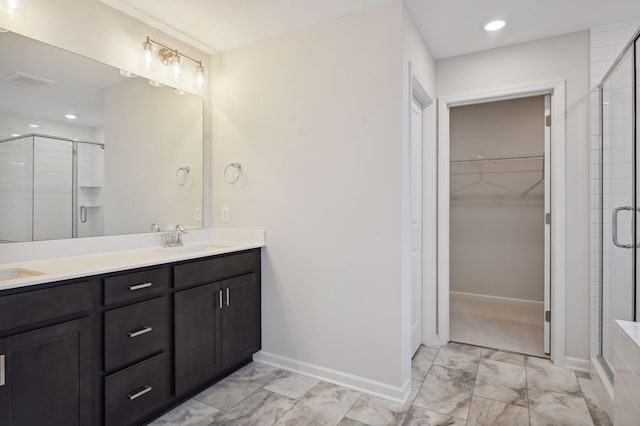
(160, 225, 187, 248)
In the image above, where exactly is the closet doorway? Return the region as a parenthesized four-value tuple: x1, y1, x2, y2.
(447, 95, 551, 358)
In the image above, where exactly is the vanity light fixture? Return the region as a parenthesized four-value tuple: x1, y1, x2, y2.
(140, 36, 207, 90)
(484, 19, 506, 32)
(65, 113, 77, 120)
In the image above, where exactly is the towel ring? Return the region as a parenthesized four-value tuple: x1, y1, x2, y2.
(224, 162, 242, 184)
(176, 166, 191, 186)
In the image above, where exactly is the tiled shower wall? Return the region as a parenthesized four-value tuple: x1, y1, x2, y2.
(590, 22, 640, 363)
(0, 137, 105, 243)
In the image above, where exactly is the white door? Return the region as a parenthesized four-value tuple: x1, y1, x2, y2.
(544, 95, 552, 355)
(411, 96, 424, 355)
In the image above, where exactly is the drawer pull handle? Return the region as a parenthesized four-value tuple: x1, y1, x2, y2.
(128, 326, 153, 338)
(129, 282, 152, 291)
(128, 385, 152, 401)
(0, 354, 5, 387)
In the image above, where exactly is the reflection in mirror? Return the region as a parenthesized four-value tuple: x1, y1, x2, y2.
(0, 31, 203, 243)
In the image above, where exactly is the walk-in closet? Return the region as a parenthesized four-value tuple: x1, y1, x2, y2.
(449, 95, 550, 357)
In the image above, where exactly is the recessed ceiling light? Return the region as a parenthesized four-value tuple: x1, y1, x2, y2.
(173, 88, 186, 95)
(28, 123, 39, 128)
(12, 133, 20, 137)
(484, 20, 506, 32)
(65, 113, 78, 120)
(119, 69, 138, 78)
(148, 80, 165, 88)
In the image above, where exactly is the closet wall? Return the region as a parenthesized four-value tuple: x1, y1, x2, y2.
(450, 96, 545, 302)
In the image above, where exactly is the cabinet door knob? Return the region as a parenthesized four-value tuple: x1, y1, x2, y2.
(0, 354, 5, 387)
(128, 385, 152, 401)
(226, 288, 230, 306)
(128, 326, 153, 338)
(129, 282, 152, 291)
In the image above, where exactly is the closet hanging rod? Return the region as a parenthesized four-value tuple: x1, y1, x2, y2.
(450, 152, 544, 165)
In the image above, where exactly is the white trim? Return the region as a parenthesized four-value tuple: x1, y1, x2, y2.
(565, 356, 591, 373)
(437, 80, 567, 367)
(450, 291, 544, 306)
(98, 0, 216, 54)
(591, 356, 614, 403)
(253, 350, 411, 403)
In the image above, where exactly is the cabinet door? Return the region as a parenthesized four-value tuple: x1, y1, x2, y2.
(0, 317, 92, 426)
(174, 283, 221, 396)
(221, 273, 260, 370)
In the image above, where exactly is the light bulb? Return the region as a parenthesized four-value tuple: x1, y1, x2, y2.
(170, 54, 184, 82)
(4, 0, 25, 19)
(140, 38, 156, 71)
(195, 63, 207, 90)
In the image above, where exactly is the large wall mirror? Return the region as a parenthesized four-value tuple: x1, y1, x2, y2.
(0, 31, 203, 243)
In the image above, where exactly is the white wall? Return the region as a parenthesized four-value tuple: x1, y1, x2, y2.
(436, 31, 591, 361)
(211, 0, 407, 397)
(450, 97, 545, 302)
(104, 78, 203, 235)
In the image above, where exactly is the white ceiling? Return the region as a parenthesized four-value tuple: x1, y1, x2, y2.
(102, 0, 640, 59)
(406, 0, 640, 59)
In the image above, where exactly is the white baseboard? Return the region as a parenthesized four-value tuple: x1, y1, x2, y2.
(450, 291, 544, 305)
(564, 356, 590, 373)
(253, 350, 411, 403)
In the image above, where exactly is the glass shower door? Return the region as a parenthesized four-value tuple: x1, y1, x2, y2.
(601, 47, 635, 372)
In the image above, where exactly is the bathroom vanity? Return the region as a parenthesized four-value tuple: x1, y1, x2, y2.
(0, 245, 261, 426)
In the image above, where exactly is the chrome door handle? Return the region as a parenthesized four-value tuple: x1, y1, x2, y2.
(219, 290, 223, 309)
(612, 206, 634, 248)
(128, 326, 153, 338)
(226, 288, 230, 306)
(128, 385, 152, 400)
(0, 354, 5, 387)
(129, 282, 152, 291)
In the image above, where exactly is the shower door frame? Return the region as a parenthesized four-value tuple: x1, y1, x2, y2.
(597, 27, 640, 380)
(437, 80, 567, 366)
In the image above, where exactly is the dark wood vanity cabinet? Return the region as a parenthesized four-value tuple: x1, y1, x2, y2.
(0, 248, 261, 426)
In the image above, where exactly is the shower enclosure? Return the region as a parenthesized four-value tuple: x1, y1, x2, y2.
(0, 134, 104, 243)
(599, 28, 640, 376)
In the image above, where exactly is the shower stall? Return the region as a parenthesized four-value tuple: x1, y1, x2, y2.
(599, 28, 640, 376)
(0, 134, 104, 243)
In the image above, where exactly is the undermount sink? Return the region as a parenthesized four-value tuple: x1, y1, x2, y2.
(0, 267, 45, 282)
(154, 244, 232, 255)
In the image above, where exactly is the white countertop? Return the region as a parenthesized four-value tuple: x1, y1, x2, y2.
(616, 320, 640, 349)
(0, 240, 263, 291)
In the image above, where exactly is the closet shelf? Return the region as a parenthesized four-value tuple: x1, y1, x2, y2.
(451, 152, 544, 165)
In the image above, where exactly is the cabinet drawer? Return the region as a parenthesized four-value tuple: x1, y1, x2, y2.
(174, 251, 258, 290)
(105, 352, 168, 426)
(104, 297, 168, 371)
(104, 267, 168, 306)
(0, 281, 91, 333)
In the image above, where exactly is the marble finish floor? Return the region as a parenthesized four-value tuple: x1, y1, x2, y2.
(150, 343, 611, 426)
(450, 292, 546, 357)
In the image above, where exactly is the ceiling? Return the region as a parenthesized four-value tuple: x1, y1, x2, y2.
(406, 0, 640, 59)
(101, 0, 640, 59)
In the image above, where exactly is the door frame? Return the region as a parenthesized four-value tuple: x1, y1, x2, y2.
(406, 62, 437, 354)
(436, 80, 567, 366)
